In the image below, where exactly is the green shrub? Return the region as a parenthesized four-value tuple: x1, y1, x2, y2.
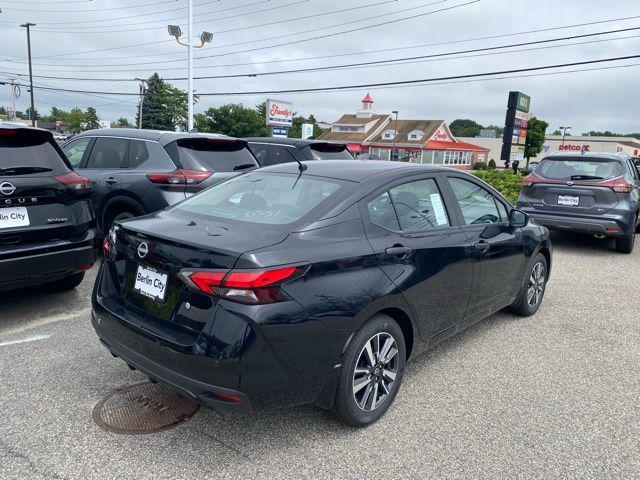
(471, 169, 525, 205)
(475, 161, 487, 170)
(488, 159, 497, 170)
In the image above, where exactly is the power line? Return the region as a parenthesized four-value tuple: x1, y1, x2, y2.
(0, 0, 180, 12)
(3, 27, 637, 82)
(7, 54, 640, 96)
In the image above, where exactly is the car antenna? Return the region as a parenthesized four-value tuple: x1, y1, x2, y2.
(295, 157, 308, 172)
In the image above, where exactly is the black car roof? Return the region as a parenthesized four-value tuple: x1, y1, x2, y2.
(0, 121, 52, 135)
(259, 159, 447, 182)
(245, 137, 347, 148)
(74, 128, 245, 146)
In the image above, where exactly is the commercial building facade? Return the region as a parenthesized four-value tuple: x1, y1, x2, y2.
(318, 94, 489, 170)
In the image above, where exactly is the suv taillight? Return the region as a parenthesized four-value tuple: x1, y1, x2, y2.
(179, 265, 308, 304)
(601, 177, 634, 193)
(146, 169, 212, 185)
(55, 171, 91, 191)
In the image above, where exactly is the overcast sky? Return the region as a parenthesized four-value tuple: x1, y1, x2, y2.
(1, 0, 639, 133)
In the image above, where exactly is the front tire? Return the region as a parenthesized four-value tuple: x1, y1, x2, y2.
(509, 253, 548, 317)
(333, 314, 406, 427)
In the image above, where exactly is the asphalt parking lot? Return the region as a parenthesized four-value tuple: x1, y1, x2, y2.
(1, 231, 638, 479)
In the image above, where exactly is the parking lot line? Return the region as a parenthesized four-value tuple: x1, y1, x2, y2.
(0, 334, 51, 348)
(0, 308, 90, 338)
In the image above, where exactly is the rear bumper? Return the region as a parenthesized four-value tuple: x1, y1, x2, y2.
(0, 229, 97, 292)
(524, 211, 631, 237)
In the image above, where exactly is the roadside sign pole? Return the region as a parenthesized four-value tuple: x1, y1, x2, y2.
(20, 22, 36, 127)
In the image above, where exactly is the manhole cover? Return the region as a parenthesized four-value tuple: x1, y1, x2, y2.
(92, 381, 199, 435)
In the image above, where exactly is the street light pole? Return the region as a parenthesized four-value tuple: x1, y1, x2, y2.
(559, 126, 571, 146)
(20, 22, 36, 127)
(187, 0, 194, 132)
(391, 110, 399, 160)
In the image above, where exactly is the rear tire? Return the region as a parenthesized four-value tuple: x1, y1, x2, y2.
(615, 233, 635, 254)
(333, 314, 406, 427)
(509, 253, 548, 317)
(105, 210, 135, 232)
(43, 272, 85, 291)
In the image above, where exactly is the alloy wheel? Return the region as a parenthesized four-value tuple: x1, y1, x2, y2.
(527, 261, 546, 308)
(352, 332, 399, 411)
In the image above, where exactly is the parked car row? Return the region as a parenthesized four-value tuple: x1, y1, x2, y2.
(1, 122, 637, 427)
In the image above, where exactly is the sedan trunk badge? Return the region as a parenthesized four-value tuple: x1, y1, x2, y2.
(137, 242, 149, 259)
(0, 182, 16, 196)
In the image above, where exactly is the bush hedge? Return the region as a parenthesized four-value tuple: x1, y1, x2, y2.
(471, 169, 525, 205)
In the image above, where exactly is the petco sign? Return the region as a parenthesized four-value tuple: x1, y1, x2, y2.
(559, 144, 591, 152)
(266, 99, 294, 127)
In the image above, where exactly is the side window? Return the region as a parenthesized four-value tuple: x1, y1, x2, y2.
(389, 179, 449, 231)
(85, 137, 128, 169)
(128, 140, 150, 169)
(627, 160, 639, 181)
(367, 191, 399, 230)
(269, 145, 297, 166)
(62, 137, 92, 168)
(495, 200, 509, 222)
(249, 144, 270, 166)
(449, 177, 501, 225)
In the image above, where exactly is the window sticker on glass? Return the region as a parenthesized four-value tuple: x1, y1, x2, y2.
(430, 193, 448, 226)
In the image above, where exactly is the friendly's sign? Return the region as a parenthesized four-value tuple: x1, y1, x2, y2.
(266, 99, 293, 127)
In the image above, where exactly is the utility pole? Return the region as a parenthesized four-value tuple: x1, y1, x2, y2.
(135, 78, 147, 129)
(391, 110, 399, 160)
(20, 22, 36, 127)
(187, 0, 194, 132)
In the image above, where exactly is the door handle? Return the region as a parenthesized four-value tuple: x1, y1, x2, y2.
(474, 241, 490, 254)
(385, 245, 412, 258)
(105, 177, 118, 186)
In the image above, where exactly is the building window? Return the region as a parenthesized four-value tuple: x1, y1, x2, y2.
(443, 151, 471, 165)
(382, 130, 396, 140)
(335, 125, 361, 132)
(408, 130, 424, 141)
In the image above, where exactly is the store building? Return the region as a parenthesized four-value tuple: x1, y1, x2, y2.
(318, 94, 489, 169)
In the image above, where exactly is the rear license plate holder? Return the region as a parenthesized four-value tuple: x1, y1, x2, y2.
(133, 264, 169, 302)
(557, 195, 579, 206)
(0, 207, 30, 229)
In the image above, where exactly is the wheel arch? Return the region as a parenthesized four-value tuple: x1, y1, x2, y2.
(101, 194, 145, 232)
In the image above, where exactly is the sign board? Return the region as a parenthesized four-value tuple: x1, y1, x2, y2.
(271, 126, 288, 138)
(301, 123, 314, 140)
(266, 99, 293, 127)
(501, 91, 531, 161)
(431, 126, 454, 143)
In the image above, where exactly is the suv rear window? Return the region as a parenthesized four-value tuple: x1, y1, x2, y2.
(306, 143, 353, 160)
(0, 128, 70, 176)
(174, 172, 345, 225)
(166, 138, 257, 172)
(537, 158, 623, 181)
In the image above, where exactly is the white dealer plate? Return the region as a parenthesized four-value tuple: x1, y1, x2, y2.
(134, 264, 168, 302)
(0, 207, 30, 229)
(557, 195, 580, 206)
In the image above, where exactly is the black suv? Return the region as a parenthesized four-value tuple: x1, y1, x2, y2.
(0, 123, 96, 293)
(518, 152, 640, 253)
(246, 138, 353, 167)
(62, 129, 258, 232)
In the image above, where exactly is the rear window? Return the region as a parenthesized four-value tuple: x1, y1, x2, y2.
(306, 144, 354, 160)
(166, 139, 257, 172)
(174, 172, 346, 225)
(0, 128, 70, 175)
(537, 158, 623, 181)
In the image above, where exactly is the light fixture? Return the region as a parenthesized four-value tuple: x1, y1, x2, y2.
(200, 31, 213, 44)
(167, 25, 182, 38)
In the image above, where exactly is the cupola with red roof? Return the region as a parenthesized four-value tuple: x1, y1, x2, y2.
(357, 93, 376, 118)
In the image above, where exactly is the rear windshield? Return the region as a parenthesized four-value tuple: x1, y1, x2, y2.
(537, 158, 623, 181)
(0, 128, 70, 176)
(166, 138, 257, 172)
(174, 172, 346, 225)
(306, 144, 354, 160)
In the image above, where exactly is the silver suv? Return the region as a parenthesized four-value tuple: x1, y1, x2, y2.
(517, 152, 640, 253)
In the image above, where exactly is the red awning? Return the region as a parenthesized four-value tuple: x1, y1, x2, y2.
(425, 140, 490, 151)
(347, 143, 363, 152)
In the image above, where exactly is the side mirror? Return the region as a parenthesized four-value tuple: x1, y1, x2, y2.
(510, 209, 528, 228)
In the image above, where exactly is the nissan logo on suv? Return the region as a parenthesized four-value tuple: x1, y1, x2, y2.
(0, 182, 16, 196)
(137, 242, 149, 259)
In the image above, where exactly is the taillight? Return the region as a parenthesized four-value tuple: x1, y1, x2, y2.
(55, 171, 91, 191)
(0, 129, 17, 136)
(179, 265, 307, 304)
(146, 169, 212, 185)
(521, 173, 546, 187)
(103, 235, 111, 257)
(103, 226, 118, 260)
(601, 177, 634, 193)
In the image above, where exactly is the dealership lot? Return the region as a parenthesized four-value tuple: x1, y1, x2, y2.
(0, 232, 638, 479)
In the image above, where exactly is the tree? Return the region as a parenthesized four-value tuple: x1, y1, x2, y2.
(449, 119, 483, 137)
(85, 107, 101, 130)
(552, 129, 561, 135)
(524, 117, 549, 168)
(115, 117, 132, 127)
(24, 107, 40, 121)
(0, 106, 7, 120)
(66, 108, 86, 133)
(484, 125, 504, 136)
(41, 106, 70, 123)
(195, 103, 268, 137)
(137, 73, 189, 130)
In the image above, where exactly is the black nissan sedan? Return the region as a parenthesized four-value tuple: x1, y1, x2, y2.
(92, 160, 552, 426)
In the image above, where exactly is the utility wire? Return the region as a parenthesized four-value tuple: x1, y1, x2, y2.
(7, 54, 640, 96)
(0, 0, 180, 12)
(2, 27, 637, 82)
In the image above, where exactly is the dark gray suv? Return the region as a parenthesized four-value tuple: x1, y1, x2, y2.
(517, 152, 640, 253)
(62, 129, 258, 232)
